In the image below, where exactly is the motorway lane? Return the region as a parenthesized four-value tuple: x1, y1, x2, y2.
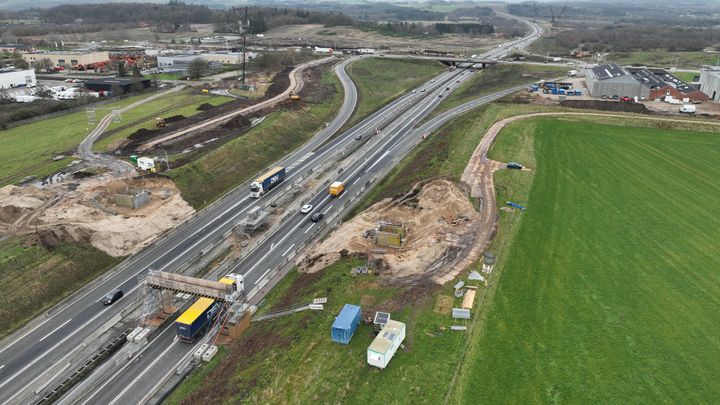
(8, 17, 544, 403)
(76, 69, 468, 405)
(69, 19, 546, 403)
(0, 57, 365, 404)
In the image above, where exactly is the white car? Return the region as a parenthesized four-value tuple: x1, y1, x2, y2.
(300, 204, 313, 214)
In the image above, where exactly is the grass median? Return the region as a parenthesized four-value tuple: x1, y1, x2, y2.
(343, 57, 445, 130)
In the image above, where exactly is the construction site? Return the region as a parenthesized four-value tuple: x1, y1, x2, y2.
(298, 179, 485, 284)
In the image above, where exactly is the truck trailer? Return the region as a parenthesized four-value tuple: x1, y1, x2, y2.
(175, 297, 220, 343)
(329, 181, 345, 197)
(250, 166, 286, 198)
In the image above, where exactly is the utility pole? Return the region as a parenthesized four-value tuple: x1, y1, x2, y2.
(240, 6, 248, 85)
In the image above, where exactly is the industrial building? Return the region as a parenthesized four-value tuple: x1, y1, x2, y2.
(0, 69, 36, 89)
(584, 63, 650, 99)
(156, 54, 222, 75)
(22, 51, 110, 69)
(367, 320, 406, 369)
(699, 69, 720, 102)
(627, 67, 707, 101)
(84, 77, 151, 94)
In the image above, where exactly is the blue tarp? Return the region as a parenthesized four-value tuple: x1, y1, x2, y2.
(331, 304, 362, 345)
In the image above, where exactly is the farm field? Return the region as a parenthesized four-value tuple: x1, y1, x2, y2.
(453, 118, 720, 402)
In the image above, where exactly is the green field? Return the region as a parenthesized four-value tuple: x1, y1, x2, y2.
(95, 91, 233, 151)
(0, 93, 153, 186)
(169, 68, 343, 208)
(452, 118, 720, 402)
(344, 58, 444, 129)
(0, 237, 123, 339)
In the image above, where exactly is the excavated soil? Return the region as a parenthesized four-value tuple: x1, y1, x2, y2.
(0, 175, 194, 256)
(297, 180, 480, 284)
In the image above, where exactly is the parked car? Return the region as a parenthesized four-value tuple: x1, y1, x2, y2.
(311, 212, 324, 222)
(102, 289, 123, 305)
(300, 204, 313, 214)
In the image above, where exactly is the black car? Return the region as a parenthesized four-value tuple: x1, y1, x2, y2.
(102, 289, 123, 305)
(310, 212, 324, 222)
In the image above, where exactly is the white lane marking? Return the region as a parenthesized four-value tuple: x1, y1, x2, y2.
(363, 150, 390, 173)
(281, 244, 295, 257)
(270, 243, 275, 250)
(0, 307, 114, 401)
(304, 223, 316, 234)
(38, 319, 72, 342)
(255, 269, 271, 285)
(77, 322, 177, 405)
(323, 205, 333, 214)
(107, 340, 178, 405)
(0, 365, 4, 371)
(351, 178, 360, 185)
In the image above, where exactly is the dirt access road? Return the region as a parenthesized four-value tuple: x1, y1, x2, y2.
(137, 56, 335, 151)
(77, 85, 186, 173)
(452, 111, 720, 285)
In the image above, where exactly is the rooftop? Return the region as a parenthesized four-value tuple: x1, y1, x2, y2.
(368, 320, 404, 354)
(589, 63, 629, 81)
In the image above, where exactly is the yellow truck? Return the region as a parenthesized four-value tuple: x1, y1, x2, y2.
(329, 181, 345, 197)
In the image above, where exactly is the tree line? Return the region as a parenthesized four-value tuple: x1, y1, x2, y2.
(552, 25, 720, 52)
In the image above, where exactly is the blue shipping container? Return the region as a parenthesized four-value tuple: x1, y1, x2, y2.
(331, 304, 362, 344)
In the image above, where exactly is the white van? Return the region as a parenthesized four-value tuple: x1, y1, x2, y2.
(679, 105, 696, 114)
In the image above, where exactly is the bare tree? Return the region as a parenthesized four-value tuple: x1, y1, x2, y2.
(36, 58, 54, 73)
(13, 56, 29, 70)
(187, 58, 206, 80)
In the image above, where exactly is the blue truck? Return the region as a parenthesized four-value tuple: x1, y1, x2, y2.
(250, 166, 286, 198)
(175, 297, 221, 343)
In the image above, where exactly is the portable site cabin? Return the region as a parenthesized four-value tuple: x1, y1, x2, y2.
(367, 320, 406, 369)
(331, 304, 362, 345)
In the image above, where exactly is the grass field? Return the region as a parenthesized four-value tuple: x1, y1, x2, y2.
(344, 58, 444, 129)
(94, 91, 233, 152)
(451, 118, 720, 402)
(0, 237, 123, 339)
(0, 93, 153, 186)
(169, 68, 343, 208)
(673, 70, 701, 83)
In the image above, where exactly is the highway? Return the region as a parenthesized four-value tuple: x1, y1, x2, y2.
(69, 19, 545, 404)
(73, 66, 471, 405)
(0, 15, 544, 405)
(0, 57, 457, 405)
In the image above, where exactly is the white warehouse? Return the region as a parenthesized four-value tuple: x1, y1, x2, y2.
(367, 320, 405, 369)
(0, 69, 36, 89)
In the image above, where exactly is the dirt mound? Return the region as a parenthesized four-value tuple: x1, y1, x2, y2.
(196, 103, 215, 111)
(560, 99, 653, 114)
(297, 180, 480, 285)
(221, 114, 251, 129)
(1, 175, 194, 256)
(163, 114, 186, 124)
(129, 127, 162, 141)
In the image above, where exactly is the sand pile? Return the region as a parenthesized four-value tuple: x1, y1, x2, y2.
(298, 179, 480, 284)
